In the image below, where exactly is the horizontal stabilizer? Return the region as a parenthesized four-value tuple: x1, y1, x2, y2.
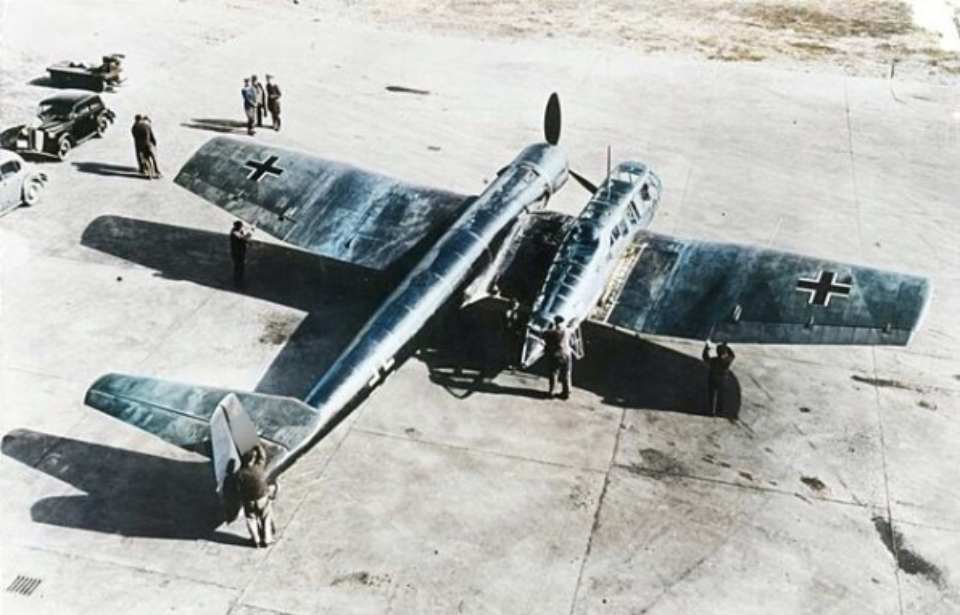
(85, 374, 322, 473)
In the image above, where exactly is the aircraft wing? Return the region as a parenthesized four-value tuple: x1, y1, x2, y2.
(592, 234, 931, 345)
(85, 373, 322, 476)
(174, 136, 473, 270)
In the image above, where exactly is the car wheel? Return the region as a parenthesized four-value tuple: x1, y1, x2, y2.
(22, 178, 43, 206)
(56, 136, 72, 161)
(96, 114, 110, 137)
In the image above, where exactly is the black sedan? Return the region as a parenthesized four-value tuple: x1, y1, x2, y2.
(0, 91, 115, 161)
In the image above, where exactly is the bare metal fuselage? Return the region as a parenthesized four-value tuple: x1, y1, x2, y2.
(271, 143, 568, 474)
(521, 162, 662, 367)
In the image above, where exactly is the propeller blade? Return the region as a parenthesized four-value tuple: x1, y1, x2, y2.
(570, 170, 598, 194)
(544, 92, 561, 145)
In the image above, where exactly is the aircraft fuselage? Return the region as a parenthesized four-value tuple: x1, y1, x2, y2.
(521, 161, 662, 367)
(272, 143, 568, 473)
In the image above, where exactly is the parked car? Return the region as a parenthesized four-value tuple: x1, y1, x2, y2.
(0, 91, 116, 161)
(47, 53, 124, 92)
(0, 150, 47, 217)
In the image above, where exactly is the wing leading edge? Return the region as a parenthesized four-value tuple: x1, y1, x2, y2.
(593, 234, 930, 345)
(174, 136, 473, 270)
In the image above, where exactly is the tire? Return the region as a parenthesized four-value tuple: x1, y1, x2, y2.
(95, 113, 110, 137)
(22, 178, 43, 206)
(56, 136, 72, 161)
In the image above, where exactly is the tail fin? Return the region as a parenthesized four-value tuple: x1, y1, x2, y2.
(85, 373, 321, 478)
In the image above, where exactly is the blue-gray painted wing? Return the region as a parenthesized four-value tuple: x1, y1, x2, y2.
(174, 137, 473, 270)
(594, 234, 930, 345)
(85, 373, 322, 474)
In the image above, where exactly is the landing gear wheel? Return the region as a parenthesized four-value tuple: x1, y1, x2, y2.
(56, 136, 72, 161)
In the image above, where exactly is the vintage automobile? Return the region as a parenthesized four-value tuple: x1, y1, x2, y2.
(47, 54, 124, 92)
(0, 91, 116, 161)
(0, 150, 47, 217)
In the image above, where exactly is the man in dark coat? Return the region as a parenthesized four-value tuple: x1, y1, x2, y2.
(266, 74, 282, 131)
(131, 114, 159, 178)
(702, 342, 736, 417)
(542, 316, 573, 399)
(230, 221, 253, 288)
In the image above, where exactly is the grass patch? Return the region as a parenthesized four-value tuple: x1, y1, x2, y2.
(742, 2, 915, 39)
(708, 44, 766, 62)
(788, 40, 837, 56)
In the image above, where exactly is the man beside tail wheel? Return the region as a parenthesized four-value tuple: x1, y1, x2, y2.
(235, 444, 276, 548)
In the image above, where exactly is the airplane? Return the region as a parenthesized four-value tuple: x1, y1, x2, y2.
(84, 94, 930, 497)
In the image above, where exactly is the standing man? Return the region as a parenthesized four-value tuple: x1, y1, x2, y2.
(702, 342, 736, 417)
(235, 444, 275, 548)
(266, 74, 282, 131)
(251, 74, 267, 128)
(130, 114, 146, 175)
(241, 78, 257, 135)
(230, 220, 254, 288)
(542, 316, 573, 400)
(140, 115, 160, 179)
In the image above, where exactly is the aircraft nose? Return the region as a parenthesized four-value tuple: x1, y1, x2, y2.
(521, 330, 545, 368)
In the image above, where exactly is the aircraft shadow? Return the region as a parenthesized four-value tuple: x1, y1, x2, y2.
(81, 215, 388, 398)
(418, 306, 742, 418)
(181, 118, 249, 134)
(72, 161, 148, 179)
(1, 429, 247, 544)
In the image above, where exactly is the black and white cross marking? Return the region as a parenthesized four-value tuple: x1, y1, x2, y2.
(795, 270, 852, 307)
(244, 155, 285, 182)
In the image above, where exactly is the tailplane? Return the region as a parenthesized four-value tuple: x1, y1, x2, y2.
(85, 373, 322, 480)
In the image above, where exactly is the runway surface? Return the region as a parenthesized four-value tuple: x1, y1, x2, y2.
(1, 1, 958, 614)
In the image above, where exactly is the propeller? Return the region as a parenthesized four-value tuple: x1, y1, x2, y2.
(544, 92, 561, 146)
(543, 92, 598, 194)
(569, 170, 598, 193)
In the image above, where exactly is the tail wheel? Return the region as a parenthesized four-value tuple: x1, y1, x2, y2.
(96, 113, 110, 137)
(56, 136, 72, 160)
(22, 178, 43, 206)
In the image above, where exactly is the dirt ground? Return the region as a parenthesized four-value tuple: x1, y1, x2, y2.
(306, 0, 960, 81)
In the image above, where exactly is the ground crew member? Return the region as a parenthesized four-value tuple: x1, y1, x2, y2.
(241, 78, 257, 135)
(236, 444, 275, 548)
(251, 74, 267, 127)
(230, 221, 253, 288)
(266, 74, 282, 131)
(543, 315, 572, 399)
(702, 342, 735, 416)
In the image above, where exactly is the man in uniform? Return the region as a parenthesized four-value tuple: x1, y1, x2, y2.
(542, 316, 573, 400)
(241, 78, 257, 135)
(130, 114, 159, 178)
(702, 342, 736, 417)
(230, 220, 254, 288)
(251, 74, 267, 128)
(235, 444, 275, 548)
(266, 74, 282, 131)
